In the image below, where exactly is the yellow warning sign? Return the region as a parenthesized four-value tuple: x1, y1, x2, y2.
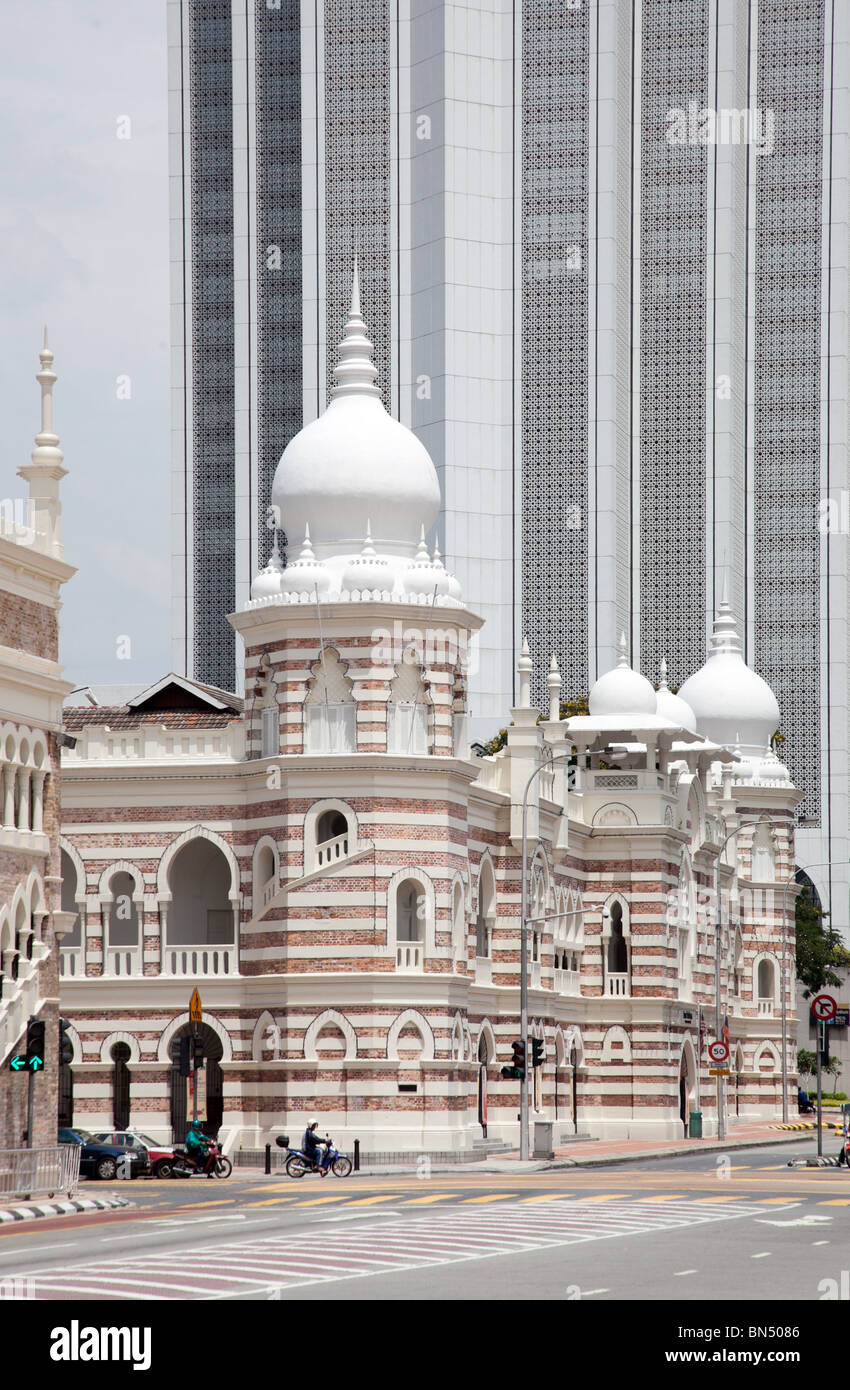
(189, 988, 202, 1023)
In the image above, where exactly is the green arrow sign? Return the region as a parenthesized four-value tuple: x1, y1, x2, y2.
(29, 1056, 43, 1070)
(10, 1055, 24, 1071)
(8, 1054, 46, 1073)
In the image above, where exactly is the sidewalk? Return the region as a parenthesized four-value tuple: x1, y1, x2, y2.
(0, 1192, 132, 1225)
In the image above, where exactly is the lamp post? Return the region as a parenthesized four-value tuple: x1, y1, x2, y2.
(519, 750, 574, 1160)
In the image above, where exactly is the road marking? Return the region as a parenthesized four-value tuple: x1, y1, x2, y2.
(699, 1196, 745, 1204)
(758, 1197, 802, 1205)
(582, 1288, 609, 1296)
(813, 1240, 830, 1245)
(522, 1194, 573, 1203)
(344, 1194, 407, 1207)
(818, 1199, 850, 1206)
(674, 1269, 698, 1276)
(242, 1197, 301, 1207)
(292, 1195, 348, 1207)
(0, 1242, 75, 1256)
(751, 1252, 772, 1259)
(463, 1194, 518, 1204)
(641, 1195, 686, 1202)
(579, 1194, 631, 1203)
(401, 1194, 455, 1205)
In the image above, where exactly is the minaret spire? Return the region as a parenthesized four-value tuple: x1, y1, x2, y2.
(331, 260, 381, 400)
(34, 326, 62, 457)
(17, 329, 67, 559)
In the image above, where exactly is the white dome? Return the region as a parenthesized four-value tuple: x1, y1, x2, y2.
(655, 658, 697, 733)
(271, 267, 440, 559)
(589, 634, 657, 717)
(678, 599, 780, 754)
(342, 523, 392, 594)
(279, 526, 332, 598)
(250, 533, 284, 600)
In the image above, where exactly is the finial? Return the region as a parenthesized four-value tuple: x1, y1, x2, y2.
(518, 637, 533, 710)
(269, 529, 283, 567)
(659, 656, 669, 691)
(34, 329, 60, 451)
(414, 526, 430, 563)
(331, 261, 381, 400)
(617, 631, 629, 668)
(547, 653, 562, 722)
(361, 520, 376, 558)
(299, 524, 316, 563)
(432, 542, 444, 568)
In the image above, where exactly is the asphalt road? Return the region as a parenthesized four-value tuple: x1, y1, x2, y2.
(1, 1143, 847, 1301)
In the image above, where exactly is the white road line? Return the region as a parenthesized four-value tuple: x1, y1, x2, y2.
(0, 1242, 76, 1256)
(582, 1288, 609, 1296)
(674, 1269, 698, 1277)
(751, 1252, 772, 1259)
(812, 1240, 830, 1246)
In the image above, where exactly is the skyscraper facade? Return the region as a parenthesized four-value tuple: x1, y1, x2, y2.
(168, 0, 849, 915)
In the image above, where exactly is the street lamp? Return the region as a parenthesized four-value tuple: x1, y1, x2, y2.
(519, 750, 575, 1161)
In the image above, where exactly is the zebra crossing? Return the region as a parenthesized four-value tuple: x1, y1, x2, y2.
(18, 1197, 774, 1300)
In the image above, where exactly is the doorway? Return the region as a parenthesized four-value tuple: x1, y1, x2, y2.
(169, 1022, 224, 1141)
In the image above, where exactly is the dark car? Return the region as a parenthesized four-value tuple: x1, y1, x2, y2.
(57, 1128, 146, 1181)
(89, 1130, 177, 1179)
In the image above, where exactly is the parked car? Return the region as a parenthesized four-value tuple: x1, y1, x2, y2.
(57, 1128, 146, 1181)
(89, 1130, 177, 1179)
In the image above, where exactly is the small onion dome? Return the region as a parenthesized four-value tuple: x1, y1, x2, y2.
(250, 532, 284, 599)
(589, 632, 657, 717)
(429, 543, 451, 598)
(404, 527, 440, 599)
(655, 657, 697, 733)
(279, 525, 332, 599)
(342, 521, 391, 594)
(678, 598, 780, 754)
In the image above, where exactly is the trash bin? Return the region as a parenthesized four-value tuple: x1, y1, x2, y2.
(533, 1121, 554, 1160)
(688, 1110, 702, 1139)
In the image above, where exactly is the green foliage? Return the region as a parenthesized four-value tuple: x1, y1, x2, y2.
(479, 693, 590, 757)
(825, 1057, 844, 1093)
(797, 1048, 817, 1081)
(795, 885, 850, 998)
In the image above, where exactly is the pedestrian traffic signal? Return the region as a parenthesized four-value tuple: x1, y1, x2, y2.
(531, 1037, 544, 1068)
(26, 1018, 45, 1068)
(58, 1017, 73, 1066)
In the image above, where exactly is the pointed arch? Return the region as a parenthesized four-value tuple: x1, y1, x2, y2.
(303, 1009, 357, 1062)
(387, 1008, 435, 1062)
(601, 1025, 632, 1063)
(60, 838, 87, 904)
(475, 1018, 497, 1065)
(252, 1009, 284, 1061)
(450, 1011, 465, 1061)
(157, 1011, 233, 1064)
(157, 825, 241, 904)
(753, 1040, 780, 1072)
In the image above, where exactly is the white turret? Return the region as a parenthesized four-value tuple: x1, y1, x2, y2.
(17, 329, 68, 559)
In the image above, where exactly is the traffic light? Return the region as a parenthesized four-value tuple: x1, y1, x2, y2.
(178, 1037, 191, 1078)
(58, 1018, 73, 1066)
(531, 1037, 545, 1069)
(192, 1037, 205, 1071)
(500, 1040, 527, 1081)
(26, 1018, 45, 1068)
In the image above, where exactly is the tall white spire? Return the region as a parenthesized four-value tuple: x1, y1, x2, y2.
(31, 327, 64, 470)
(17, 329, 68, 559)
(330, 259, 381, 400)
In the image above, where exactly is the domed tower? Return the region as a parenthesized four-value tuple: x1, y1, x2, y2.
(227, 270, 485, 1151)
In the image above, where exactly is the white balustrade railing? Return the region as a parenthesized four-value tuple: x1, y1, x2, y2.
(62, 724, 244, 763)
(261, 876, 278, 907)
(317, 832, 348, 868)
(396, 942, 423, 971)
(59, 950, 83, 979)
(606, 973, 629, 997)
(103, 949, 142, 978)
(164, 946, 237, 977)
(757, 998, 773, 1017)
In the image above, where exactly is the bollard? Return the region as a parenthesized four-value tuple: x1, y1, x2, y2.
(353, 1138, 360, 1172)
(265, 1143, 271, 1175)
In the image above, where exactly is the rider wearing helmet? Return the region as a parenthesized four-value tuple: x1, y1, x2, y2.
(185, 1120, 213, 1176)
(302, 1121, 331, 1173)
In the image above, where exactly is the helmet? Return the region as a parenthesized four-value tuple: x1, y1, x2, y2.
(309, 1122, 319, 1131)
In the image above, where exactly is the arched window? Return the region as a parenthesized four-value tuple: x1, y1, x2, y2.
(316, 810, 349, 866)
(253, 841, 278, 910)
(165, 838, 236, 974)
(59, 848, 83, 977)
(105, 871, 140, 976)
(304, 649, 355, 753)
(475, 860, 496, 959)
(452, 881, 466, 960)
(733, 928, 744, 999)
(395, 878, 425, 970)
(257, 654, 279, 758)
(111, 1041, 131, 1129)
(605, 900, 629, 994)
(757, 958, 775, 1015)
(387, 651, 431, 755)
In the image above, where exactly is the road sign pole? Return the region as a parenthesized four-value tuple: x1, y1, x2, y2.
(817, 1021, 824, 1159)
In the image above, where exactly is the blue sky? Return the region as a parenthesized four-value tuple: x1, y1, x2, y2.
(0, 2, 171, 688)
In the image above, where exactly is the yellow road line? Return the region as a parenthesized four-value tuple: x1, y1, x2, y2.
(522, 1193, 573, 1203)
(699, 1196, 746, 1203)
(342, 1194, 404, 1206)
(168, 1199, 237, 1210)
(579, 1194, 633, 1202)
(401, 1194, 456, 1206)
(758, 1197, 800, 1205)
(292, 1194, 350, 1206)
(244, 1183, 292, 1194)
(242, 1196, 301, 1206)
(463, 1194, 518, 1204)
(641, 1195, 687, 1203)
(817, 1199, 850, 1206)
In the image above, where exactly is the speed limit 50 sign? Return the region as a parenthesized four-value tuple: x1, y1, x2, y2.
(708, 1040, 729, 1064)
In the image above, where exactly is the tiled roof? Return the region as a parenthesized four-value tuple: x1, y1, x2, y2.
(62, 709, 237, 731)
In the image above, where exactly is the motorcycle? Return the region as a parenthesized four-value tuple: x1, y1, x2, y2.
(172, 1138, 232, 1179)
(280, 1135, 352, 1179)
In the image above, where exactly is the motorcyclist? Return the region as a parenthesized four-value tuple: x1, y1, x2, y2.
(185, 1121, 214, 1177)
(302, 1121, 331, 1174)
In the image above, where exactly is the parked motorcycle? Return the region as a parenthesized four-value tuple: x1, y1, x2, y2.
(171, 1138, 232, 1179)
(283, 1136, 352, 1179)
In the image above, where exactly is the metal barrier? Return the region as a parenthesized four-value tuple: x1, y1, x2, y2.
(0, 1145, 81, 1202)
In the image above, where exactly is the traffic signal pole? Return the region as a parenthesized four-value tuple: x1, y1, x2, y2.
(25, 1017, 35, 1150)
(519, 805, 530, 1161)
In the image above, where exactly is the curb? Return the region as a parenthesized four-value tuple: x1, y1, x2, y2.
(0, 1194, 133, 1224)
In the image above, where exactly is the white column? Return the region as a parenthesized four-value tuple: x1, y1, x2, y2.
(3, 767, 14, 827)
(16, 770, 29, 831)
(30, 772, 45, 833)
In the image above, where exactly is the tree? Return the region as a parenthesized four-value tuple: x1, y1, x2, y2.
(824, 1055, 843, 1096)
(479, 694, 590, 757)
(795, 885, 850, 998)
(797, 1048, 817, 1084)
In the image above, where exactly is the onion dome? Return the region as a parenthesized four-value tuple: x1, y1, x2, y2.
(655, 657, 697, 733)
(279, 525, 332, 599)
(342, 521, 391, 595)
(678, 597, 780, 755)
(270, 262, 440, 558)
(589, 632, 657, 717)
(250, 531, 284, 600)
